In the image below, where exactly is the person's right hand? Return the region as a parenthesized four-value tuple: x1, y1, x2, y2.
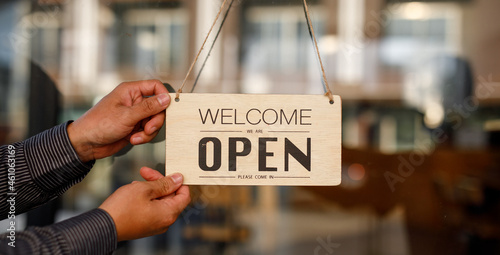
(99, 168, 190, 242)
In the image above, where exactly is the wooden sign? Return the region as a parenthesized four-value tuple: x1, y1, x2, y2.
(165, 94, 341, 186)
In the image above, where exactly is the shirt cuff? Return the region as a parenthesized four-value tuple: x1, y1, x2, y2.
(24, 121, 95, 195)
(53, 209, 117, 254)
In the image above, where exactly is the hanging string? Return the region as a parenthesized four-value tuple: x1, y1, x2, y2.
(191, 0, 235, 93)
(302, 0, 334, 104)
(175, 0, 230, 101)
(176, 0, 334, 104)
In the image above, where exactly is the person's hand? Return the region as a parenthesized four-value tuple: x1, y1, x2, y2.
(99, 167, 191, 242)
(67, 80, 170, 162)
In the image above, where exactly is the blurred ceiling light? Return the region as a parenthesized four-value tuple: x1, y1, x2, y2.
(424, 102, 444, 128)
(402, 2, 428, 20)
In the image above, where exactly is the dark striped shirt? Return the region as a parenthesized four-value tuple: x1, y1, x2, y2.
(0, 122, 117, 254)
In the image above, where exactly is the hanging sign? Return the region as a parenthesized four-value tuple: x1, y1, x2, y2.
(165, 93, 341, 186)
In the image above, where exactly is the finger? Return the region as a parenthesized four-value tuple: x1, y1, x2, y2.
(140, 117, 151, 130)
(128, 93, 170, 124)
(169, 186, 191, 210)
(156, 185, 190, 212)
(140, 167, 165, 182)
(144, 111, 165, 136)
(132, 79, 169, 97)
(147, 173, 183, 199)
(127, 120, 145, 142)
(130, 129, 160, 145)
(158, 193, 175, 200)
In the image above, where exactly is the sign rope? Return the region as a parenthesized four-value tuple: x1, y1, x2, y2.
(175, 0, 231, 101)
(175, 0, 334, 104)
(191, 0, 236, 94)
(302, 0, 334, 104)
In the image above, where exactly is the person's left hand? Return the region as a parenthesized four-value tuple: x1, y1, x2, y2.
(67, 80, 170, 162)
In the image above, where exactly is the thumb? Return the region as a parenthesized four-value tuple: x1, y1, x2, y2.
(130, 93, 170, 121)
(140, 167, 164, 182)
(147, 173, 183, 199)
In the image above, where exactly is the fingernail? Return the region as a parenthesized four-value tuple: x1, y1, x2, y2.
(132, 136, 143, 144)
(157, 93, 170, 107)
(150, 126, 157, 133)
(170, 173, 183, 184)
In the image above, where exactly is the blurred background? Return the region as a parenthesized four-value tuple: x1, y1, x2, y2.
(1, 0, 500, 254)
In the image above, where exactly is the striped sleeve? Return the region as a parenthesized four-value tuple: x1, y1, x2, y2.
(0, 122, 94, 218)
(0, 209, 117, 255)
(0, 122, 117, 254)
(24, 121, 94, 197)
